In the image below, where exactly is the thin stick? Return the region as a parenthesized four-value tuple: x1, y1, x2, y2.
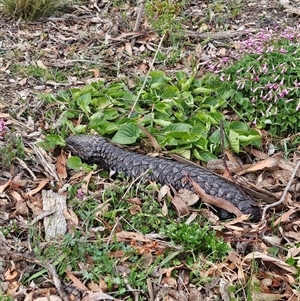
(131, 0, 144, 48)
(261, 160, 300, 220)
(129, 33, 165, 117)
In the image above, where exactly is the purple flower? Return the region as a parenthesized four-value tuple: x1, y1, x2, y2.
(279, 47, 287, 53)
(279, 88, 288, 97)
(220, 57, 229, 64)
(77, 188, 85, 199)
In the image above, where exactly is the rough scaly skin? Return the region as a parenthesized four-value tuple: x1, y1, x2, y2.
(66, 135, 261, 221)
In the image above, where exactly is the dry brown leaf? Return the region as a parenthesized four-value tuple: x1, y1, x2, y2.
(19, 78, 27, 85)
(162, 265, 183, 278)
(273, 206, 299, 226)
(232, 41, 241, 49)
(99, 278, 108, 293)
(10, 174, 27, 189)
(177, 189, 199, 206)
(27, 179, 50, 196)
(138, 124, 162, 151)
(285, 231, 300, 241)
(10, 191, 22, 202)
(64, 208, 79, 231)
(4, 266, 19, 281)
(287, 246, 300, 258)
(14, 199, 29, 216)
(109, 250, 125, 258)
(161, 276, 177, 288)
(129, 204, 141, 215)
(185, 212, 198, 225)
(66, 270, 88, 291)
(171, 194, 190, 216)
(243, 251, 297, 274)
(116, 231, 149, 243)
(87, 281, 102, 292)
(125, 42, 132, 55)
(158, 185, 169, 216)
(81, 291, 115, 301)
(239, 154, 281, 174)
(252, 292, 287, 301)
(128, 197, 142, 205)
(189, 176, 243, 217)
(81, 171, 94, 193)
(56, 152, 67, 180)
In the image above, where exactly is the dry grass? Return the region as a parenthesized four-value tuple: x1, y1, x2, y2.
(0, 0, 68, 21)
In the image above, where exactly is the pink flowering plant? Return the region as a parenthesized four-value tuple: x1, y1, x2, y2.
(208, 27, 300, 136)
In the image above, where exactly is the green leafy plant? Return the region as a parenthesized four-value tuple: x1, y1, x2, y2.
(145, 0, 188, 34)
(41, 70, 261, 162)
(208, 0, 242, 22)
(163, 221, 230, 261)
(0, 0, 68, 21)
(205, 27, 300, 137)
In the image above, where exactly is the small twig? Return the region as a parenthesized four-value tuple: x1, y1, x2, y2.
(129, 33, 166, 117)
(0, 250, 69, 301)
(261, 160, 300, 220)
(131, 0, 144, 48)
(106, 217, 120, 248)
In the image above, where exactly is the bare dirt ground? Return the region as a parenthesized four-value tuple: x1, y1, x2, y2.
(1, 0, 300, 300)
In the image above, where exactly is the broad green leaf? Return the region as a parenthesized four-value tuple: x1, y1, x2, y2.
(228, 130, 240, 153)
(169, 148, 191, 159)
(76, 92, 92, 116)
(193, 137, 208, 150)
(149, 70, 165, 78)
(229, 121, 249, 132)
(112, 123, 141, 144)
(42, 134, 65, 149)
(91, 96, 111, 109)
(209, 130, 221, 144)
(161, 85, 179, 98)
(153, 119, 172, 127)
(89, 120, 118, 133)
(193, 149, 217, 162)
(164, 132, 199, 145)
(67, 156, 83, 169)
(164, 123, 192, 133)
(74, 125, 87, 133)
(103, 109, 119, 120)
(154, 102, 172, 114)
(67, 157, 94, 171)
(180, 76, 194, 91)
(193, 87, 214, 94)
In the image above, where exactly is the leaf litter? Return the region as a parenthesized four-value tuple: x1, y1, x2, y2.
(1, 0, 300, 300)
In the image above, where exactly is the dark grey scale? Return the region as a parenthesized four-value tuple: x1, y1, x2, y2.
(66, 135, 261, 222)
